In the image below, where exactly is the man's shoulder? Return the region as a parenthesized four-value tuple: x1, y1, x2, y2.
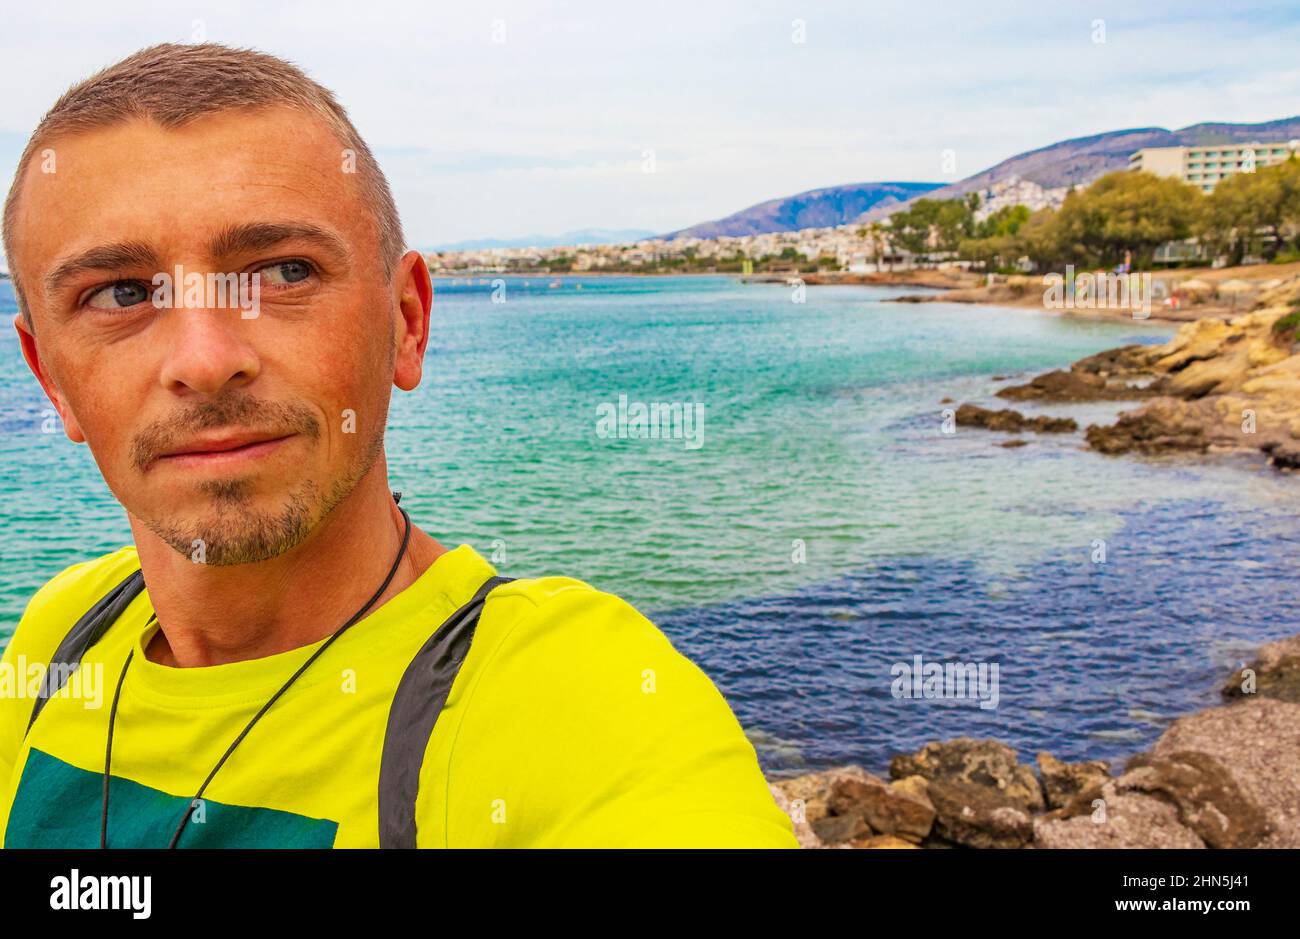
(4, 547, 141, 663)
(485, 572, 626, 616)
(468, 572, 729, 727)
(477, 574, 679, 665)
(444, 573, 799, 847)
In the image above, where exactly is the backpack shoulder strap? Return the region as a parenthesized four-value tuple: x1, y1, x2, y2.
(25, 568, 147, 739)
(378, 573, 515, 848)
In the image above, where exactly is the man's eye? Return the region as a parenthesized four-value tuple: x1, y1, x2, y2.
(257, 260, 313, 286)
(85, 281, 151, 310)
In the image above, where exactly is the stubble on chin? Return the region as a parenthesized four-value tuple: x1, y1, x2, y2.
(147, 427, 386, 567)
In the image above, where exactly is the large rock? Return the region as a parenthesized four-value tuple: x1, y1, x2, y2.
(770, 765, 873, 819)
(955, 404, 1077, 434)
(827, 773, 935, 844)
(1036, 752, 1111, 810)
(810, 811, 870, 844)
(1263, 443, 1300, 471)
(998, 366, 1123, 400)
(996, 343, 1162, 402)
(1153, 311, 1292, 398)
(1085, 398, 1209, 455)
(1033, 781, 1206, 848)
(1222, 634, 1300, 704)
(1071, 344, 1157, 377)
(769, 765, 882, 848)
(926, 779, 1034, 848)
(1149, 698, 1300, 848)
(1119, 751, 1269, 848)
(890, 738, 1044, 812)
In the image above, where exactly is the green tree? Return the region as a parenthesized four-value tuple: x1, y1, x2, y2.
(975, 204, 1030, 239)
(1053, 170, 1203, 268)
(1011, 208, 1065, 271)
(1202, 157, 1300, 262)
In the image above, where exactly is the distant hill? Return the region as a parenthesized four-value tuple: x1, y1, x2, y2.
(431, 228, 655, 251)
(662, 117, 1300, 238)
(858, 116, 1300, 221)
(663, 181, 944, 240)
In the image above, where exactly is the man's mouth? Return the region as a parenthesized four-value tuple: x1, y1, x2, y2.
(154, 432, 295, 470)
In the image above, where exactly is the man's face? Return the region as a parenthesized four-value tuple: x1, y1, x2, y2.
(12, 106, 411, 565)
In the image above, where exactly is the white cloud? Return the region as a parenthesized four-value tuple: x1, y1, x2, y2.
(1, 0, 1297, 243)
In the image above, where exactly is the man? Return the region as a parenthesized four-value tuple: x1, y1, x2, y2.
(0, 43, 797, 849)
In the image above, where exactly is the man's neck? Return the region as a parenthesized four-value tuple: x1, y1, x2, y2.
(131, 474, 446, 668)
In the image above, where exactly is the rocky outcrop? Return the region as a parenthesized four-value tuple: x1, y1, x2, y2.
(1069, 304, 1300, 468)
(979, 282, 1300, 470)
(997, 350, 1158, 403)
(768, 764, 873, 848)
(1117, 751, 1269, 848)
(1033, 782, 1207, 849)
(955, 404, 1077, 433)
(1222, 635, 1300, 703)
(925, 779, 1034, 848)
(768, 765, 937, 849)
(890, 737, 1045, 813)
(1070, 344, 1159, 378)
(1033, 698, 1300, 849)
(828, 773, 936, 844)
(1037, 752, 1111, 810)
(1084, 399, 1209, 454)
(1149, 698, 1300, 848)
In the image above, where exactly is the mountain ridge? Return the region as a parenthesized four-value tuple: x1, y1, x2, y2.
(664, 116, 1300, 237)
(430, 228, 656, 251)
(663, 181, 944, 240)
(858, 115, 1300, 220)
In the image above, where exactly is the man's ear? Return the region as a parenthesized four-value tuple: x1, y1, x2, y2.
(392, 250, 432, 392)
(14, 313, 85, 443)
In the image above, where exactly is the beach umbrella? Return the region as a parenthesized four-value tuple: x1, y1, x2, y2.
(1217, 279, 1254, 292)
(1217, 278, 1256, 308)
(1176, 278, 1213, 293)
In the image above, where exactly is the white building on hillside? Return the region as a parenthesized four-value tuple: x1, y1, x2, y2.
(1129, 141, 1299, 192)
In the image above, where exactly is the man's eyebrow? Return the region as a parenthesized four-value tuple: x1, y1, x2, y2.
(43, 242, 161, 296)
(207, 222, 351, 262)
(40, 223, 351, 299)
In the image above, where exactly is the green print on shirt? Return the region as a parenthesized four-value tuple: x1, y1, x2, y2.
(6, 748, 339, 848)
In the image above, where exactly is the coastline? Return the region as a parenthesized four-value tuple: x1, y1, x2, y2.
(787, 261, 1300, 325)
(953, 279, 1300, 471)
(429, 262, 1299, 324)
(766, 274, 1300, 849)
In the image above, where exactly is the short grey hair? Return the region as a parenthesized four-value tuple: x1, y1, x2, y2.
(2, 42, 406, 330)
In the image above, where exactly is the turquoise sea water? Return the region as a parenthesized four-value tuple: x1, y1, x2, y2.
(3, 275, 1298, 774)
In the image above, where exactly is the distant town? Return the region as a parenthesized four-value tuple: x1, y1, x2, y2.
(425, 174, 1071, 276)
(426, 139, 1300, 277)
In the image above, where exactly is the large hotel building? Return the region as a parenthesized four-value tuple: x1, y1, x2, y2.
(1129, 140, 1298, 191)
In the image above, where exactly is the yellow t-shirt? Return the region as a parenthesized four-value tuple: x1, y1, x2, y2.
(0, 544, 796, 848)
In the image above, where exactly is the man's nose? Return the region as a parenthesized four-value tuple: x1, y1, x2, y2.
(157, 306, 261, 396)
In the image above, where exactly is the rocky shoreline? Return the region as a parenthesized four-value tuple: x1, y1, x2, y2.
(752, 269, 981, 291)
(947, 276, 1300, 472)
(768, 635, 1300, 849)
(883, 261, 1300, 324)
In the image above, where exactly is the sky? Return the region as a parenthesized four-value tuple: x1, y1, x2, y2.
(1, 0, 1299, 251)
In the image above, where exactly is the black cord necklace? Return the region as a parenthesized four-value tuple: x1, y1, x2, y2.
(101, 497, 412, 849)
